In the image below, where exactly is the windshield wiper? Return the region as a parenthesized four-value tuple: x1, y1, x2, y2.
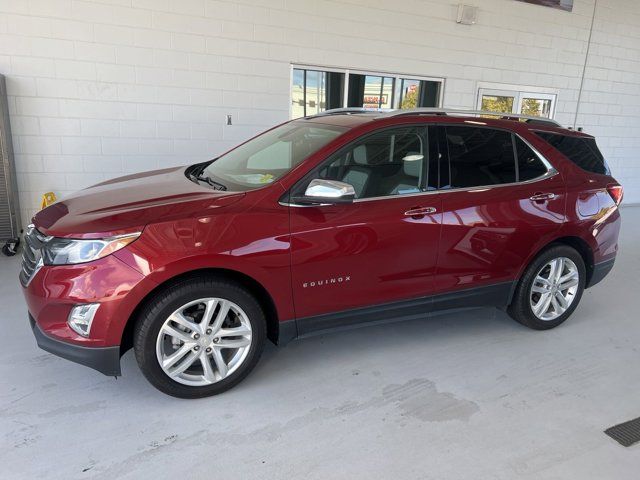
(189, 172, 227, 191)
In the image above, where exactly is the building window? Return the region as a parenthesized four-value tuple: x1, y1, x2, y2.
(398, 78, 441, 110)
(291, 68, 345, 119)
(477, 87, 557, 118)
(291, 65, 444, 119)
(347, 74, 395, 109)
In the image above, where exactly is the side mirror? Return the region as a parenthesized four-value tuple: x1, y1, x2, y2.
(291, 179, 356, 205)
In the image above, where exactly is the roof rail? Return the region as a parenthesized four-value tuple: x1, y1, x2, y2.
(378, 108, 563, 127)
(312, 107, 383, 117)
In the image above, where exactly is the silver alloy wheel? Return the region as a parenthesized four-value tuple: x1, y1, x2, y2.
(530, 257, 580, 321)
(155, 298, 252, 386)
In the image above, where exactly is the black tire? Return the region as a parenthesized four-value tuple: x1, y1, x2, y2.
(134, 277, 266, 398)
(508, 244, 586, 330)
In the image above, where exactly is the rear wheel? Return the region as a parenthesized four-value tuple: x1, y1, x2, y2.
(134, 277, 266, 398)
(508, 245, 586, 330)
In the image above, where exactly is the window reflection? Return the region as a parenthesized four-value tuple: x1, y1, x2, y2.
(291, 66, 443, 118)
(291, 68, 344, 119)
(399, 79, 441, 110)
(481, 95, 515, 114)
(347, 74, 394, 109)
(520, 98, 552, 118)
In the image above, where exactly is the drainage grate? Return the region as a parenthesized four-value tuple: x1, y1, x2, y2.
(605, 417, 640, 447)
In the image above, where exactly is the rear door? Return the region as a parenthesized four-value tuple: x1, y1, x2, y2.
(434, 124, 565, 303)
(288, 125, 442, 328)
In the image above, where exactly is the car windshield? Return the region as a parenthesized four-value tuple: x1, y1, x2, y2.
(196, 121, 346, 191)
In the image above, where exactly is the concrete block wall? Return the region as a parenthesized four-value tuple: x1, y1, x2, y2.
(0, 0, 638, 225)
(574, 0, 640, 199)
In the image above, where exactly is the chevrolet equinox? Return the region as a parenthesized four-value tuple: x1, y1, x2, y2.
(20, 108, 622, 398)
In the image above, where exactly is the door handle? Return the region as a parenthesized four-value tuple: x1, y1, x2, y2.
(404, 206, 437, 217)
(529, 192, 556, 203)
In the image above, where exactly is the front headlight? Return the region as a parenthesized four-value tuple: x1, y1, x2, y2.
(42, 232, 141, 265)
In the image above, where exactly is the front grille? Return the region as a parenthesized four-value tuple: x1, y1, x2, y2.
(19, 225, 49, 287)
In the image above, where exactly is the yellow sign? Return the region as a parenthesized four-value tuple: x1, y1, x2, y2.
(41, 192, 57, 210)
(259, 174, 274, 184)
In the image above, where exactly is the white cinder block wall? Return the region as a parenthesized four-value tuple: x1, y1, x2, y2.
(0, 0, 639, 225)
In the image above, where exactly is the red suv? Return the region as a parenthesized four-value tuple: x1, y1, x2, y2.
(20, 108, 622, 398)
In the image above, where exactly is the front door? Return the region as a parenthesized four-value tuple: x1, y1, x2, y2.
(288, 125, 442, 332)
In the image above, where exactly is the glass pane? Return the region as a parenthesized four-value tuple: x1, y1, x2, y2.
(380, 77, 394, 109)
(361, 75, 394, 109)
(325, 72, 345, 110)
(291, 69, 334, 119)
(247, 141, 292, 169)
(520, 98, 552, 118)
(445, 126, 516, 188)
(203, 122, 346, 191)
(419, 81, 440, 108)
(305, 70, 325, 116)
(291, 69, 305, 119)
(481, 95, 514, 114)
(515, 137, 547, 181)
(400, 79, 420, 109)
(536, 132, 609, 175)
(315, 127, 426, 198)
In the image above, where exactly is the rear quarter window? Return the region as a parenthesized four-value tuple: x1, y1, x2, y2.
(536, 131, 610, 175)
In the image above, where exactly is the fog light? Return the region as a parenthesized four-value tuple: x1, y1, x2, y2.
(68, 304, 100, 337)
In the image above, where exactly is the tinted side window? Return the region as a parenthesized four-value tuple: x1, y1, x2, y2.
(445, 126, 515, 188)
(536, 132, 609, 175)
(515, 137, 548, 181)
(315, 127, 428, 199)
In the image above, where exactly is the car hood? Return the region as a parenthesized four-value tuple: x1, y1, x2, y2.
(33, 167, 245, 238)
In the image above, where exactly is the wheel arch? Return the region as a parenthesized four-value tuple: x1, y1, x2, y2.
(515, 235, 595, 293)
(120, 268, 282, 356)
(550, 236, 595, 285)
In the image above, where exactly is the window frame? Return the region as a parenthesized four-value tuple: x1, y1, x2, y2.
(202, 121, 347, 192)
(436, 124, 557, 193)
(283, 124, 558, 207)
(290, 64, 445, 119)
(288, 124, 436, 203)
(476, 86, 557, 119)
(533, 130, 610, 176)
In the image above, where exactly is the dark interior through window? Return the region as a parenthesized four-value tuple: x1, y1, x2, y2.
(535, 131, 609, 175)
(515, 136, 548, 181)
(311, 127, 430, 199)
(444, 126, 516, 188)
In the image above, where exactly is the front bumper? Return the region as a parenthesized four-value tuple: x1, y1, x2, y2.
(29, 314, 121, 376)
(21, 253, 147, 347)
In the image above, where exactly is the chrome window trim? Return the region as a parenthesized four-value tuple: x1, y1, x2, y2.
(352, 188, 439, 203)
(282, 168, 558, 207)
(279, 201, 333, 208)
(517, 132, 554, 171)
(282, 126, 557, 207)
(352, 170, 558, 203)
(429, 169, 559, 196)
(284, 168, 559, 206)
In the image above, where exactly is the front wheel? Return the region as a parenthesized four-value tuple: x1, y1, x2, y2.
(508, 245, 586, 330)
(134, 278, 266, 398)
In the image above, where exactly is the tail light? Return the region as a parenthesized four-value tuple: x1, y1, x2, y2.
(606, 183, 623, 205)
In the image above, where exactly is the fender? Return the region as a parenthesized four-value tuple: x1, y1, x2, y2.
(110, 218, 294, 346)
(511, 204, 620, 292)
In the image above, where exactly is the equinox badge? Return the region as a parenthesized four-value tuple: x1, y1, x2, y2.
(303, 276, 351, 288)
